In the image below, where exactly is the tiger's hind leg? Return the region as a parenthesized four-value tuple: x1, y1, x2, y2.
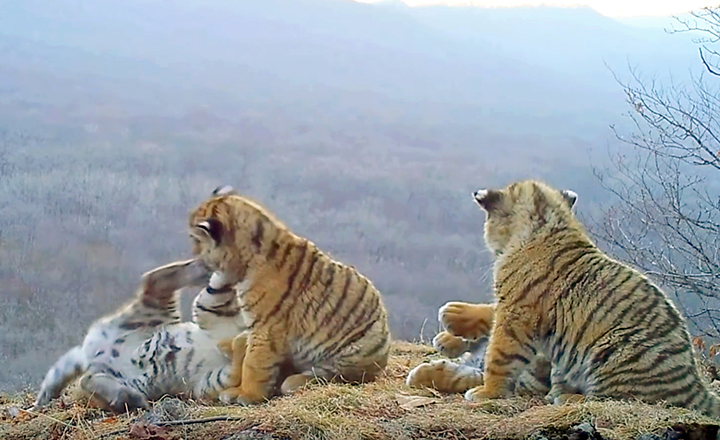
(439, 302, 495, 341)
(406, 359, 484, 393)
(32, 346, 87, 410)
(464, 308, 536, 401)
(280, 373, 318, 395)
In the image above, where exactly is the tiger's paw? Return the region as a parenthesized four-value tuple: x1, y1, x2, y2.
(280, 373, 316, 395)
(432, 331, 468, 359)
(406, 359, 482, 393)
(552, 393, 585, 406)
(217, 338, 234, 357)
(438, 302, 493, 340)
(464, 385, 493, 402)
(218, 387, 262, 406)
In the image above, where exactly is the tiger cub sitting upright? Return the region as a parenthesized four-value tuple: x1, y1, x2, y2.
(406, 301, 551, 397)
(32, 259, 247, 413)
(462, 179, 720, 417)
(187, 186, 391, 405)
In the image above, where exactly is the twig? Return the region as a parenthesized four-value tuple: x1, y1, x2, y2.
(100, 415, 247, 437)
(699, 47, 720, 76)
(18, 408, 74, 428)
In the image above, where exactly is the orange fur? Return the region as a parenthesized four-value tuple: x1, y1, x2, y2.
(188, 187, 391, 405)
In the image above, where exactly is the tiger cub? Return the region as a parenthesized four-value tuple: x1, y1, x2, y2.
(407, 301, 551, 397)
(187, 186, 391, 405)
(463, 179, 720, 417)
(32, 259, 247, 413)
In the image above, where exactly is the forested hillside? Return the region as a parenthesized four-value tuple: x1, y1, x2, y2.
(0, 0, 702, 392)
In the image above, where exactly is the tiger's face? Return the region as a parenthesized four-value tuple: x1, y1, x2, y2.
(188, 186, 243, 274)
(188, 186, 280, 284)
(472, 180, 577, 256)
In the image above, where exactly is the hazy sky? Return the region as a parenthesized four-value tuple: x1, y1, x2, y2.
(360, 0, 712, 17)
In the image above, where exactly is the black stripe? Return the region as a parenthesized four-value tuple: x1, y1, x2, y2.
(267, 238, 280, 260)
(305, 264, 337, 317)
(585, 293, 660, 359)
(593, 316, 683, 367)
(567, 270, 639, 356)
(281, 249, 321, 323)
(196, 303, 239, 318)
(599, 361, 690, 391)
(320, 270, 353, 327)
(363, 334, 390, 358)
(206, 285, 234, 295)
(325, 315, 379, 358)
(492, 348, 531, 366)
(254, 241, 309, 328)
(278, 242, 294, 268)
(251, 218, 265, 251)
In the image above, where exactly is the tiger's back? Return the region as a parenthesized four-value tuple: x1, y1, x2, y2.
(188, 186, 391, 404)
(467, 179, 720, 417)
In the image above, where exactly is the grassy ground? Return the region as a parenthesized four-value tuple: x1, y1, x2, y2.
(2, 342, 719, 440)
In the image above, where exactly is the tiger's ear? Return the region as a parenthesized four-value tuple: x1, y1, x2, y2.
(473, 189, 503, 212)
(194, 218, 224, 244)
(212, 185, 238, 197)
(560, 190, 578, 209)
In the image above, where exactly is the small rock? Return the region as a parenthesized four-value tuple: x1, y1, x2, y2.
(138, 398, 189, 425)
(527, 432, 550, 440)
(636, 434, 662, 440)
(222, 428, 277, 440)
(661, 428, 684, 440)
(568, 422, 600, 440)
(7, 406, 20, 418)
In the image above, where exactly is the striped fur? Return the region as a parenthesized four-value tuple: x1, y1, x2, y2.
(461, 179, 720, 417)
(406, 301, 551, 396)
(32, 259, 247, 413)
(187, 186, 391, 405)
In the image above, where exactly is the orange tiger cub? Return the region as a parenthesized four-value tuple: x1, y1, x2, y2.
(465, 179, 720, 417)
(187, 186, 391, 405)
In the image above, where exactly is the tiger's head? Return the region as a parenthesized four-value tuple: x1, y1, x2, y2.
(187, 186, 286, 285)
(472, 179, 579, 257)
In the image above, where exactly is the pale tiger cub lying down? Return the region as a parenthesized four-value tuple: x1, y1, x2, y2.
(428, 179, 720, 417)
(32, 259, 247, 413)
(407, 301, 552, 398)
(187, 186, 391, 405)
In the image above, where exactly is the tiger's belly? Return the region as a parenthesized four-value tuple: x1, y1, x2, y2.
(131, 323, 233, 400)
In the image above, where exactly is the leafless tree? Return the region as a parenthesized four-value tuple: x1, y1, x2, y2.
(593, 6, 720, 339)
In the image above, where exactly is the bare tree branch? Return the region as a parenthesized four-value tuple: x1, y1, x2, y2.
(592, 8, 720, 338)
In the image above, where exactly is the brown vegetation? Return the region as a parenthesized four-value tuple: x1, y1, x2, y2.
(2, 342, 719, 440)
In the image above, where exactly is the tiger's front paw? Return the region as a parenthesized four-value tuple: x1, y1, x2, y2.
(217, 338, 234, 357)
(432, 331, 468, 359)
(218, 387, 263, 406)
(464, 385, 494, 402)
(439, 302, 493, 341)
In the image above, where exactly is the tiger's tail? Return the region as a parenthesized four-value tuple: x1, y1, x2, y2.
(32, 346, 87, 410)
(692, 385, 720, 418)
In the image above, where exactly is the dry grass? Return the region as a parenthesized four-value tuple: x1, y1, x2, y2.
(2, 342, 719, 440)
